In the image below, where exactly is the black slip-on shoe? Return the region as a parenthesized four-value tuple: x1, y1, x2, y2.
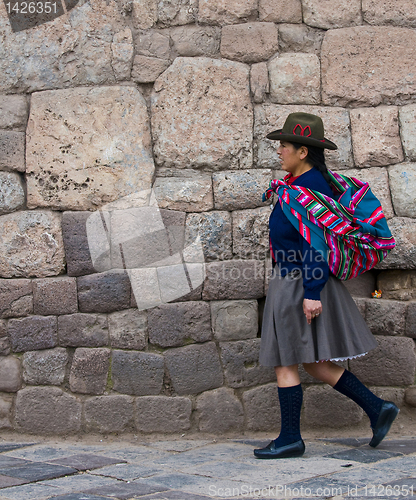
(369, 401, 399, 448)
(254, 439, 305, 459)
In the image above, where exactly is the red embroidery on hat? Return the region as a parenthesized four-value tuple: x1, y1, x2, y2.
(293, 124, 312, 137)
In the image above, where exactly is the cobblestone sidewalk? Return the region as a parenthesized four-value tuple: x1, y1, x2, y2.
(0, 436, 415, 499)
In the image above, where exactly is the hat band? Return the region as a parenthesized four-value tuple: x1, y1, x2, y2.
(293, 124, 312, 137)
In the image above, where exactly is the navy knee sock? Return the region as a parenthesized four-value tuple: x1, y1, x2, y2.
(274, 384, 303, 447)
(333, 369, 383, 429)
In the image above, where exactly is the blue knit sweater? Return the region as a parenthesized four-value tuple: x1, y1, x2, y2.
(269, 166, 337, 301)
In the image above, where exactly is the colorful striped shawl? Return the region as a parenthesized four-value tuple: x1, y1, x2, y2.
(263, 169, 396, 280)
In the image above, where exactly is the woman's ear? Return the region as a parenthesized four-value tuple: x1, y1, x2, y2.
(299, 146, 309, 160)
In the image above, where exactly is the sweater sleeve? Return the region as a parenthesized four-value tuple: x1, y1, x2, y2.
(299, 233, 329, 301)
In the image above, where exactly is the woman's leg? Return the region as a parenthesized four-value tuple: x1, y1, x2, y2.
(275, 364, 301, 387)
(303, 361, 399, 447)
(254, 364, 305, 459)
(302, 360, 344, 387)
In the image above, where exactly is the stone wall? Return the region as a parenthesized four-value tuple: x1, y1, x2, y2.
(0, 0, 416, 435)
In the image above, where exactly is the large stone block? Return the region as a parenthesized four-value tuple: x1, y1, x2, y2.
(0, 396, 12, 430)
(220, 23, 279, 64)
(62, 212, 95, 277)
(198, 0, 258, 25)
(303, 386, 363, 427)
(196, 387, 244, 433)
(185, 212, 232, 261)
(148, 301, 211, 348)
(132, 0, 158, 29)
(365, 299, 407, 336)
(211, 300, 258, 341)
(203, 260, 265, 300)
(26, 86, 154, 210)
(165, 342, 223, 395)
(8, 316, 57, 352)
(220, 339, 275, 388)
(322, 27, 416, 107)
(23, 348, 68, 385)
(377, 270, 416, 301)
(376, 218, 416, 269)
(350, 107, 404, 168)
(85, 395, 135, 433)
(406, 303, 416, 339)
(171, 26, 220, 57)
(112, 350, 164, 396)
(151, 57, 253, 170)
(0, 0, 128, 93)
(33, 277, 78, 316)
(232, 207, 270, 260)
(69, 348, 111, 395)
(405, 386, 416, 407)
(0, 95, 28, 131)
(111, 28, 134, 81)
(243, 383, 280, 431)
(349, 336, 416, 385)
(352, 297, 367, 319)
(135, 396, 192, 432)
(268, 54, 321, 105)
(108, 309, 147, 350)
(278, 24, 325, 55)
(343, 271, 376, 298)
(132, 56, 171, 83)
(0, 320, 10, 356)
(15, 387, 81, 434)
(157, 0, 197, 26)
(0, 172, 25, 215)
(363, 0, 416, 27)
(58, 313, 108, 348)
(259, 0, 302, 23)
(136, 30, 170, 59)
(254, 105, 352, 170)
(0, 279, 32, 318)
(302, 0, 362, 29)
(212, 170, 271, 211)
(77, 271, 131, 313)
(153, 171, 213, 212)
(250, 63, 269, 104)
(342, 168, 394, 220)
(388, 163, 416, 218)
(0, 130, 25, 172)
(0, 211, 65, 278)
(0, 356, 22, 392)
(399, 105, 416, 161)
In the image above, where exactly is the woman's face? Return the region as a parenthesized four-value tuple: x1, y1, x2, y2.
(277, 141, 304, 172)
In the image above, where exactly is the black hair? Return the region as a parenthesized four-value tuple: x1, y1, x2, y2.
(290, 142, 332, 186)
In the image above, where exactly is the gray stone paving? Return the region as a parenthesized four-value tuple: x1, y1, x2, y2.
(0, 437, 414, 499)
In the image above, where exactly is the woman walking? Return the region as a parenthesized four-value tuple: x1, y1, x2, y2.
(254, 112, 399, 459)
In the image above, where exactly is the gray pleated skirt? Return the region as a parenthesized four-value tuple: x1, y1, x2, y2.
(259, 268, 378, 367)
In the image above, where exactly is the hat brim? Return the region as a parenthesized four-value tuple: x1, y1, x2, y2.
(266, 130, 338, 150)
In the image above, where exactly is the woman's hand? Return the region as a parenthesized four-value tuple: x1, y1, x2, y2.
(303, 299, 322, 325)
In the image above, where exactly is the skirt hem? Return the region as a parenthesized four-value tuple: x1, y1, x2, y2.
(315, 352, 368, 363)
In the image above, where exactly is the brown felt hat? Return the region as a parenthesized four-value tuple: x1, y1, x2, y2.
(266, 112, 338, 150)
